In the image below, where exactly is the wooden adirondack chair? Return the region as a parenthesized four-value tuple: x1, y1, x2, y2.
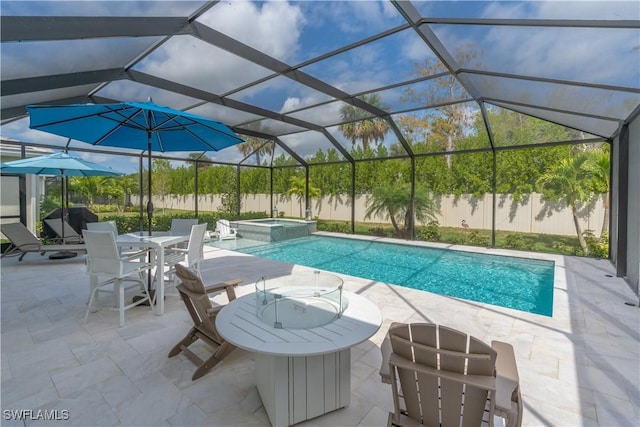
(169, 264, 242, 380)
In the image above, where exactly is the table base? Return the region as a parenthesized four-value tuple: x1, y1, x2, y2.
(255, 349, 351, 426)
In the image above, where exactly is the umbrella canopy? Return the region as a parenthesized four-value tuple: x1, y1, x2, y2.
(27, 101, 244, 233)
(1, 152, 123, 254)
(27, 101, 244, 152)
(0, 151, 123, 177)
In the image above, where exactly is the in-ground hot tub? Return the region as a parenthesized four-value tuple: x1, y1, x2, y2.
(236, 218, 317, 242)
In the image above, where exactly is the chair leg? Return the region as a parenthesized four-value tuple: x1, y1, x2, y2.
(168, 327, 198, 358)
(192, 342, 236, 380)
(84, 277, 100, 324)
(117, 279, 125, 327)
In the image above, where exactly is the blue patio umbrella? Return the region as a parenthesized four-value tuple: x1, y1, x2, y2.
(1, 151, 123, 177)
(27, 101, 244, 234)
(1, 152, 123, 257)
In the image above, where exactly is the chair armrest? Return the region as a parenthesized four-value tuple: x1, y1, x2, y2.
(170, 247, 188, 253)
(379, 322, 403, 384)
(379, 333, 393, 384)
(205, 279, 242, 301)
(492, 340, 521, 422)
(122, 248, 152, 261)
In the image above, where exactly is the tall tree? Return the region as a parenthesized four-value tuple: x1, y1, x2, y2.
(536, 154, 595, 255)
(237, 137, 274, 165)
(400, 46, 478, 167)
(152, 158, 173, 214)
(584, 147, 610, 235)
(338, 94, 390, 152)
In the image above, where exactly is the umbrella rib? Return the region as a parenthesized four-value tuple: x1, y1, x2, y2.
(93, 107, 149, 146)
(152, 114, 243, 151)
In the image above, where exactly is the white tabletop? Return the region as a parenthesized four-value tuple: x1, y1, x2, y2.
(216, 290, 382, 357)
(116, 232, 186, 246)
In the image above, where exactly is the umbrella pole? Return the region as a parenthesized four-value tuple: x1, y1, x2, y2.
(61, 173, 66, 243)
(146, 135, 154, 299)
(50, 170, 77, 259)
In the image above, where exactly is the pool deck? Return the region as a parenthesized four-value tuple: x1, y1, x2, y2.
(1, 232, 638, 426)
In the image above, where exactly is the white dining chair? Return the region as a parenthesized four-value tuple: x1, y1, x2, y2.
(87, 220, 140, 255)
(161, 223, 208, 296)
(170, 218, 198, 236)
(86, 220, 118, 236)
(82, 230, 154, 327)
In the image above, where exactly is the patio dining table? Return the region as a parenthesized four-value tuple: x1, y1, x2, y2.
(116, 231, 190, 315)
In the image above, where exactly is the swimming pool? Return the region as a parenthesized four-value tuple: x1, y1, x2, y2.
(236, 235, 555, 316)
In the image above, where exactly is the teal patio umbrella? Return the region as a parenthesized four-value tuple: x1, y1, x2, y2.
(27, 101, 244, 234)
(1, 151, 123, 257)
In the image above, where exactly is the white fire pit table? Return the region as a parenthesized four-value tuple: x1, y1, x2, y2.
(216, 271, 382, 426)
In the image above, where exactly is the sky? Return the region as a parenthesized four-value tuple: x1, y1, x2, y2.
(1, 1, 638, 173)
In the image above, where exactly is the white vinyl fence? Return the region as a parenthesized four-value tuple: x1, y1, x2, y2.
(139, 192, 607, 237)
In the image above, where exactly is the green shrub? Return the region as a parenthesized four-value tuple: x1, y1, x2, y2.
(504, 234, 524, 249)
(417, 221, 441, 242)
(442, 235, 466, 245)
(90, 204, 119, 213)
(503, 234, 531, 250)
(318, 221, 351, 233)
(369, 227, 386, 237)
(102, 211, 269, 233)
(468, 230, 490, 247)
(584, 230, 609, 259)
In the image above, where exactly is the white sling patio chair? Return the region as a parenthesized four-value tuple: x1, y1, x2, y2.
(170, 218, 199, 236)
(1, 222, 86, 261)
(86, 220, 118, 235)
(82, 229, 154, 327)
(161, 223, 208, 296)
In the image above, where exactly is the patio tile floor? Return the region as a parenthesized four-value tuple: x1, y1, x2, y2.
(1, 237, 638, 426)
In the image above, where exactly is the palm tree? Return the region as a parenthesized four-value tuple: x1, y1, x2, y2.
(536, 154, 595, 255)
(338, 94, 390, 151)
(364, 184, 439, 237)
(286, 175, 321, 218)
(237, 137, 274, 165)
(114, 175, 139, 212)
(187, 152, 212, 168)
(68, 176, 114, 209)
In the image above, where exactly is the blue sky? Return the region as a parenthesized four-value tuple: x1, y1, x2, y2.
(1, 1, 638, 172)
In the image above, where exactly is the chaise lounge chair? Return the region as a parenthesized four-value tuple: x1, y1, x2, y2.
(44, 218, 84, 244)
(380, 322, 522, 427)
(168, 264, 241, 380)
(1, 222, 86, 261)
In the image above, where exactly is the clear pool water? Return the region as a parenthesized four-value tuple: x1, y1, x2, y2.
(236, 235, 555, 316)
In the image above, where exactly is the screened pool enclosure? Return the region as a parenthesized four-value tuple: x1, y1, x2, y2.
(1, 1, 639, 289)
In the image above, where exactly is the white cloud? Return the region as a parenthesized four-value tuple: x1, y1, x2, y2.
(281, 97, 302, 113)
(199, 1, 305, 62)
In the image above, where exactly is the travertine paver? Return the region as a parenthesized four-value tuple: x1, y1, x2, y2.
(1, 236, 638, 426)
